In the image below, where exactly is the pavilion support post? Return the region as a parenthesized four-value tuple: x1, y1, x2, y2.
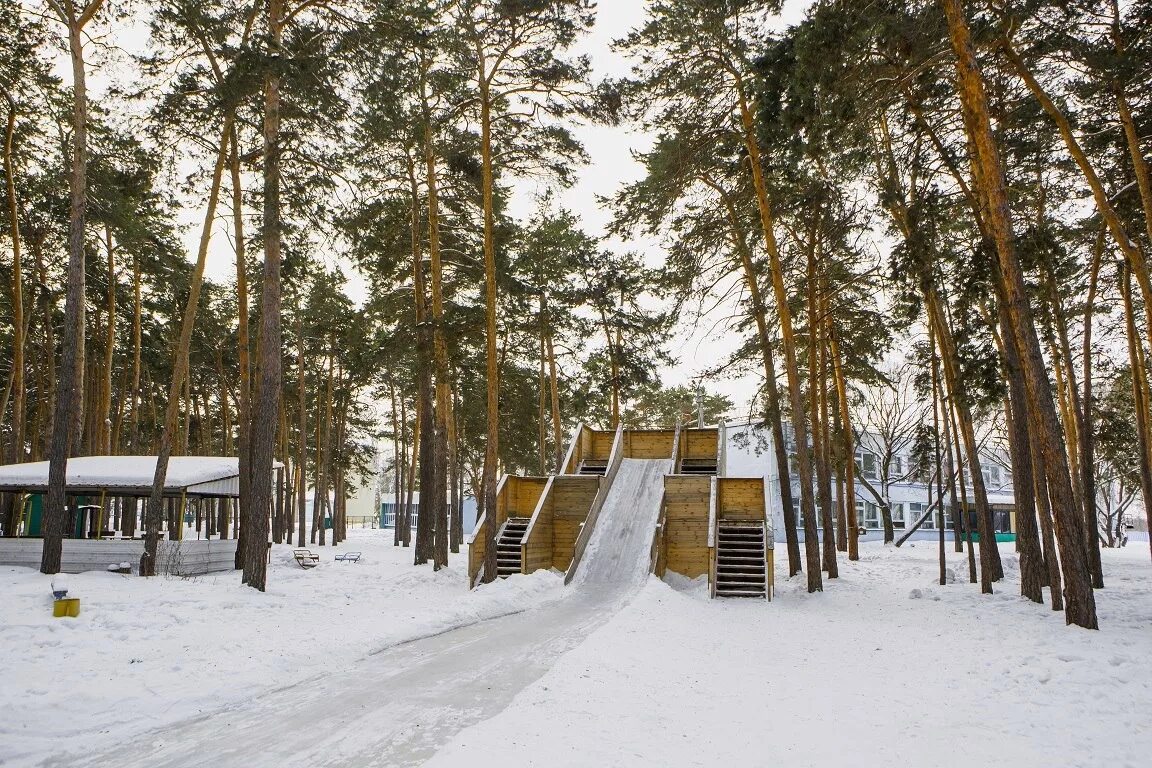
(178, 491, 186, 541)
(96, 490, 106, 540)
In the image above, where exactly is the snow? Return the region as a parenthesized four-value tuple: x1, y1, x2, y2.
(0, 529, 563, 767)
(4, 524, 1151, 768)
(425, 543, 1152, 768)
(0, 455, 268, 493)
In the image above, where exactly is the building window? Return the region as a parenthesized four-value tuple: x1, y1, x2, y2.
(793, 499, 830, 529)
(856, 500, 879, 529)
(891, 455, 904, 476)
(856, 450, 878, 480)
(891, 502, 905, 529)
(909, 501, 934, 530)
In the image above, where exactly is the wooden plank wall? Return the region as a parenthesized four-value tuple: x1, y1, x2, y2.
(579, 426, 594, 464)
(551, 476, 600, 571)
(624, 429, 675, 459)
(509, 477, 548, 518)
(590, 430, 615, 460)
(662, 475, 711, 578)
(718, 477, 767, 521)
(682, 428, 719, 461)
(562, 425, 593, 474)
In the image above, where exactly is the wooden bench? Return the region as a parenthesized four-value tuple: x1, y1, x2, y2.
(293, 549, 320, 569)
(334, 552, 361, 563)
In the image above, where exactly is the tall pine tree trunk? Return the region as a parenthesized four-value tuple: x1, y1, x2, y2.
(229, 122, 251, 561)
(544, 309, 563, 473)
(478, 44, 500, 583)
(1080, 231, 1104, 581)
(808, 229, 837, 578)
(735, 75, 821, 592)
(926, 289, 999, 591)
(944, 0, 1096, 627)
(993, 297, 1045, 602)
(2, 91, 26, 537)
(42, 0, 104, 574)
(296, 311, 307, 549)
(423, 110, 451, 570)
(406, 153, 435, 565)
(141, 119, 231, 576)
(705, 177, 801, 575)
(101, 227, 115, 456)
(829, 326, 859, 561)
(244, 0, 285, 590)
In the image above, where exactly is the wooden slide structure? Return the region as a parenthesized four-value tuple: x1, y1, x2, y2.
(468, 422, 773, 599)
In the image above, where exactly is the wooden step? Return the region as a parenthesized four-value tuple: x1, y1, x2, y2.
(495, 516, 528, 579)
(714, 521, 766, 598)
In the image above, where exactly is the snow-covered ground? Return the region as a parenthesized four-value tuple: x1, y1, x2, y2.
(426, 544, 1152, 768)
(3, 530, 1150, 768)
(0, 529, 562, 767)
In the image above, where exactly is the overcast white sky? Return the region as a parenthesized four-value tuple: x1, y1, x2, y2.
(539, 0, 815, 417)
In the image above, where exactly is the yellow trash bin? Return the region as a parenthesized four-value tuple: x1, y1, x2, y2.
(53, 598, 80, 618)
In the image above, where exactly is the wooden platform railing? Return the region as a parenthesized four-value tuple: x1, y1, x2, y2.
(708, 476, 719, 598)
(648, 490, 669, 578)
(763, 520, 775, 601)
(650, 422, 681, 576)
(678, 426, 718, 463)
(564, 422, 624, 585)
(559, 422, 590, 475)
(717, 420, 728, 477)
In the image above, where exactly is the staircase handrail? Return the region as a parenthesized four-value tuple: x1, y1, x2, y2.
(559, 422, 586, 475)
(717, 419, 728, 477)
(670, 420, 682, 473)
(708, 475, 719, 599)
(467, 473, 511, 589)
(648, 487, 668, 576)
(521, 476, 556, 575)
(763, 519, 772, 601)
(564, 421, 625, 585)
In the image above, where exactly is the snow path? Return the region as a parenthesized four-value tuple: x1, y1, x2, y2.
(43, 461, 670, 768)
(426, 545, 1152, 768)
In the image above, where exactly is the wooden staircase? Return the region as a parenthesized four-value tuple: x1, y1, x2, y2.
(577, 460, 609, 476)
(496, 517, 530, 577)
(715, 523, 767, 598)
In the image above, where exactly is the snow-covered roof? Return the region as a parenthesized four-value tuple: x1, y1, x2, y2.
(0, 456, 282, 497)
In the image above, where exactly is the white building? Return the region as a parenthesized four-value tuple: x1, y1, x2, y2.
(725, 422, 1017, 543)
(379, 491, 478, 535)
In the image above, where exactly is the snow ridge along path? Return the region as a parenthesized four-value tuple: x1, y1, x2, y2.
(46, 460, 671, 768)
